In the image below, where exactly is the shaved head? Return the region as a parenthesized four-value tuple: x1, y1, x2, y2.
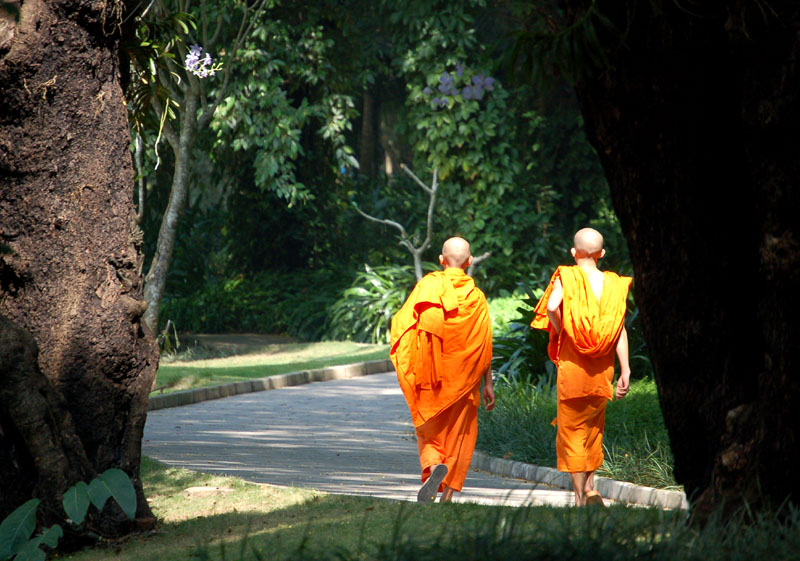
(573, 228, 604, 257)
(440, 237, 472, 268)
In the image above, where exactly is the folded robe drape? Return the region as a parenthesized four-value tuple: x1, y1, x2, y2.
(391, 267, 492, 490)
(531, 265, 632, 472)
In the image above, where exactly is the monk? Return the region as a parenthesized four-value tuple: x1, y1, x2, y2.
(390, 237, 495, 503)
(531, 228, 632, 506)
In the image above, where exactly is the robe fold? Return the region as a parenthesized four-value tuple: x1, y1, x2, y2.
(391, 268, 492, 491)
(531, 265, 632, 472)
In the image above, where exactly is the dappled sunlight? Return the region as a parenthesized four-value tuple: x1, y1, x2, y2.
(144, 373, 567, 509)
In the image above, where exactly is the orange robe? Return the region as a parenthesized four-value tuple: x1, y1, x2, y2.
(390, 268, 492, 492)
(531, 265, 632, 472)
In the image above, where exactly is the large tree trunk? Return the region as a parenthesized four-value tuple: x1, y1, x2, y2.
(564, 1, 800, 515)
(0, 0, 157, 537)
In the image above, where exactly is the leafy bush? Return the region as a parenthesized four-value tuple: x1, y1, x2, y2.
(160, 268, 349, 341)
(487, 293, 529, 338)
(490, 284, 552, 383)
(327, 264, 436, 344)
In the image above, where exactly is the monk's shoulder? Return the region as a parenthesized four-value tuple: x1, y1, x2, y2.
(603, 270, 633, 286)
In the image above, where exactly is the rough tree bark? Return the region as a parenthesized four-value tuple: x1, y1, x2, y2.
(0, 0, 157, 538)
(563, 0, 800, 515)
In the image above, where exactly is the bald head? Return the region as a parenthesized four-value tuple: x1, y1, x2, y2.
(572, 228, 605, 259)
(440, 237, 473, 269)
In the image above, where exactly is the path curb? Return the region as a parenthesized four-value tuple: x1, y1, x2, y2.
(148, 361, 688, 511)
(148, 358, 394, 411)
(471, 451, 689, 510)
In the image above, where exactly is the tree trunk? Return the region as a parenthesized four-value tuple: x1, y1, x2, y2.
(564, 0, 800, 515)
(360, 86, 377, 178)
(141, 93, 198, 333)
(0, 0, 157, 537)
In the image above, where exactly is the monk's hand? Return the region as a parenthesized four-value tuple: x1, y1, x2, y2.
(616, 371, 630, 400)
(482, 385, 496, 411)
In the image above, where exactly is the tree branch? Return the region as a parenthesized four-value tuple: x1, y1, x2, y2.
(400, 162, 433, 194)
(133, 133, 146, 225)
(467, 251, 491, 277)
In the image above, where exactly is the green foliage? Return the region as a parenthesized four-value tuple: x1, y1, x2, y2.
(0, 499, 39, 561)
(0, 469, 135, 561)
(161, 269, 348, 341)
(211, 14, 357, 204)
(208, 499, 800, 561)
(327, 264, 435, 344)
(487, 294, 528, 338)
(491, 284, 552, 383)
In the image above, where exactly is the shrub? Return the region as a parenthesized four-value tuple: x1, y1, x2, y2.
(327, 264, 436, 344)
(160, 268, 349, 341)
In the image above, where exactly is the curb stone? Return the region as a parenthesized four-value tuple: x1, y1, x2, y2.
(147, 360, 688, 511)
(147, 358, 394, 411)
(471, 451, 689, 510)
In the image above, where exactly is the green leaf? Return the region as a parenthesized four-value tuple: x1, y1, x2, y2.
(62, 482, 90, 524)
(87, 478, 112, 513)
(39, 525, 62, 549)
(98, 469, 137, 521)
(0, 499, 38, 561)
(10, 540, 45, 561)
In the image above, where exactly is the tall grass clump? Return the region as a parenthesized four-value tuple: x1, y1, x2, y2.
(228, 502, 800, 561)
(478, 375, 678, 489)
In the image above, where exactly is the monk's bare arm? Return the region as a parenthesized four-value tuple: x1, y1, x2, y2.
(615, 326, 631, 399)
(546, 279, 564, 334)
(482, 367, 495, 411)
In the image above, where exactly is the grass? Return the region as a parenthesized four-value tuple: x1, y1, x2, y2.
(153, 341, 389, 394)
(477, 376, 679, 489)
(60, 457, 800, 561)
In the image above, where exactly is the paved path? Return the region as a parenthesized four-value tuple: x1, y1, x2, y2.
(143, 372, 573, 506)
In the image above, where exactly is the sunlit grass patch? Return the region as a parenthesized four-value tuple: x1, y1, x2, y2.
(153, 342, 389, 394)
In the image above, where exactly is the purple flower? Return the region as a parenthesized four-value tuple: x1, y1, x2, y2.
(456, 62, 463, 77)
(424, 87, 432, 95)
(484, 76, 495, 90)
(462, 86, 473, 100)
(185, 44, 216, 79)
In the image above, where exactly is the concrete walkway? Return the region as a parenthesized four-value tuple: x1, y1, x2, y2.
(143, 371, 574, 506)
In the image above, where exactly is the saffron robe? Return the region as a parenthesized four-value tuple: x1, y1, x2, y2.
(531, 265, 632, 472)
(390, 268, 492, 491)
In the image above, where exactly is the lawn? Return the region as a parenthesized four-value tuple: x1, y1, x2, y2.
(60, 457, 799, 561)
(153, 341, 389, 393)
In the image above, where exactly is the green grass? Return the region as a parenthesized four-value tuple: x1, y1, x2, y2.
(60, 457, 800, 561)
(477, 376, 678, 489)
(153, 342, 389, 394)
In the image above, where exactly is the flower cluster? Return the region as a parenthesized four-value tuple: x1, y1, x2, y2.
(185, 44, 217, 78)
(423, 64, 496, 108)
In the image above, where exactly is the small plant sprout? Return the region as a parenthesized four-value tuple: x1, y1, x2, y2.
(184, 44, 222, 78)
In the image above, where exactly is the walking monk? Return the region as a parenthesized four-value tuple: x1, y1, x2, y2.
(531, 228, 632, 506)
(390, 237, 495, 503)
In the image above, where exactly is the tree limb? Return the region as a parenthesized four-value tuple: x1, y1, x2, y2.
(467, 251, 491, 277)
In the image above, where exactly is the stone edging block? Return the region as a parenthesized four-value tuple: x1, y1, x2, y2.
(148, 358, 394, 411)
(471, 451, 689, 510)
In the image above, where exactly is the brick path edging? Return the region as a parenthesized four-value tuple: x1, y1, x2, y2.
(147, 359, 689, 511)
